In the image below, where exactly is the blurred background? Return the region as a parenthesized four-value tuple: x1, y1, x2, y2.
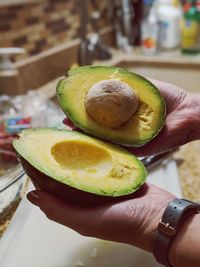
(0, 0, 200, 249)
(0, 0, 199, 94)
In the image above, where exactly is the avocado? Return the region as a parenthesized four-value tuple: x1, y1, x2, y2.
(13, 128, 147, 204)
(57, 66, 166, 146)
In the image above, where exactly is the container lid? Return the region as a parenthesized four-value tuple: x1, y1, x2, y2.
(184, 2, 200, 21)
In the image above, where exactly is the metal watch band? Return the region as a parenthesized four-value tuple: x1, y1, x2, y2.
(153, 198, 200, 267)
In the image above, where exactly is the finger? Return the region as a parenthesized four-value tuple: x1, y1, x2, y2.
(63, 118, 76, 129)
(125, 126, 171, 157)
(150, 79, 189, 113)
(126, 119, 186, 157)
(63, 118, 84, 133)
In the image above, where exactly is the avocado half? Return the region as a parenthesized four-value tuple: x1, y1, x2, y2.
(13, 128, 147, 205)
(57, 66, 166, 147)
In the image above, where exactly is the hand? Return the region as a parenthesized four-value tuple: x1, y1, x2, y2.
(25, 79, 200, 266)
(129, 79, 199, 156)
(63, 80, 200, 157)
(27, 183, 175, 252)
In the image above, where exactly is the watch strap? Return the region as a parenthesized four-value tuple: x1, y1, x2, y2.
(153, 198, 200, 267)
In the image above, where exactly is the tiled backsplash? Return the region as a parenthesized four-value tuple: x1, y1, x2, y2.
(0, 0, 111, 61)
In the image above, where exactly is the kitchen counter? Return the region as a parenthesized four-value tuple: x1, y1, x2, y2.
(98, 48, 200, 67)
(174, 141, 200, 202)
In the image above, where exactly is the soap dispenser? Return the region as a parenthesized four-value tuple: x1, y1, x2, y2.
(141, 0, 159, 54)
(157, 0, 183, 49)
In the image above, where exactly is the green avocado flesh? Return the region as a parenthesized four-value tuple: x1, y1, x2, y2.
(57, 66, 166, 146)
(13, 128, 147, 197)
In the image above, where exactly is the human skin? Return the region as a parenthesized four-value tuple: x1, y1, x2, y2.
(169, 213, 200, 267)
(128, 79, 200, 156)
(27, 80, 200, 266)
(27, 184, 175, 252)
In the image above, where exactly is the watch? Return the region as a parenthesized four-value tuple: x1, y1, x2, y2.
(153, 198, 200, 267)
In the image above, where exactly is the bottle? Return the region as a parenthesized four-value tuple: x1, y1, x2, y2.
(181, 0, 200, 54)
(141, 1, 159, 54)
(157, 0, 182, 49)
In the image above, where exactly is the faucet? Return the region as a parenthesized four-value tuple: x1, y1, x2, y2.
(78, 0, 112, 66)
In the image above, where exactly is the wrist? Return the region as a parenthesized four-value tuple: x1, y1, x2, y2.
(152, 197, 200, 267)
(145, 196, 176, 252)
(169, 213, 200, 267)
(128, 189, 175, 253)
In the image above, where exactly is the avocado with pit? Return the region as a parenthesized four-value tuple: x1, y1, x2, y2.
(13, 128, 147, 204)
(57, 66, 166, 146)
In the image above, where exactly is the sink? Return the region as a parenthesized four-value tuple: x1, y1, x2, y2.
(116, 60, 200, 93)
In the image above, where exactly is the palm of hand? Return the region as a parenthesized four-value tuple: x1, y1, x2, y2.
(128, 79, 191, 156)
(28, 79, 189, 253)
(35, 183, 174, 252)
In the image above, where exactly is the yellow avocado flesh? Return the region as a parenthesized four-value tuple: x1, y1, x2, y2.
(57, 66, 166, 146)
(51, 140, 113, 177)
(13, 128, 147, 197)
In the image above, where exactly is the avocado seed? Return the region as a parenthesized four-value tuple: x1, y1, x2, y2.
(85, 79, 139, 128)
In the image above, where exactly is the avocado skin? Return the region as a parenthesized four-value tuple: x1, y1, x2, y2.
(19, 156, 138, 206)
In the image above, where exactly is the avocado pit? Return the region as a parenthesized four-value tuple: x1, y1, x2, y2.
(84, 79, 139, 128)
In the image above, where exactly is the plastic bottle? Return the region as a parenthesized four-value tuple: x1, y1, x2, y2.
(157, 0, 182, 49)
(141, 2, 159, 54)
(181, 0, 200, 54)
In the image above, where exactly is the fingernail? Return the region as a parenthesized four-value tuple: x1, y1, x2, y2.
(27, 191, 39, 207)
